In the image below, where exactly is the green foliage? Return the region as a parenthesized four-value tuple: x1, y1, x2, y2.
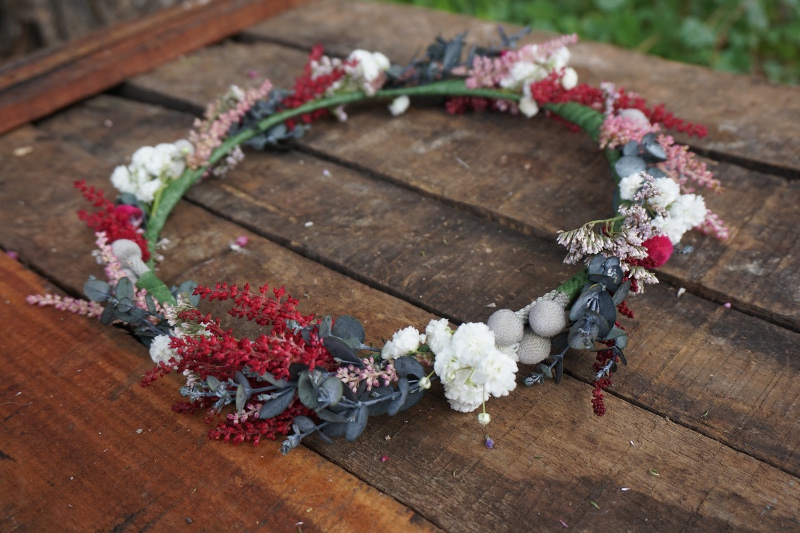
(375, 0, 800, 84)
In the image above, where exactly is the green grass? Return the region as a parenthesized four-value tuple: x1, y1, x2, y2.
(374, 0, 800, 85)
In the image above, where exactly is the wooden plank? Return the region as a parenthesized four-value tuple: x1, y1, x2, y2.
(0, 253, 438, 532)
(121, 40, 800, 332)
(243, 0, 800, 175)
(0, 0, 312, 135)
(2, 127, 800, 531)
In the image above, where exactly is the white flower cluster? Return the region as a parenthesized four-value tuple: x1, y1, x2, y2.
(620, 171, 707, 244)
(502, 45, 578, 118)
(428, 319, 518, 413)
(149, 334, 178, 366)
(110, 140, 194, 203)
(381, 325, 425, 360)
(312, 49, 392, 99)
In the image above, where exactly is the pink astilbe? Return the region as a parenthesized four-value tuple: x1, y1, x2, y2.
(698, 211, 730, 240)
(656, 134, 722, 193)
(93, 232, 126, 283)
(26, 293, 103, 318)
(336, 357, 397, 393)
(599, 114, 660, 149)
(188, 79, 273, 171)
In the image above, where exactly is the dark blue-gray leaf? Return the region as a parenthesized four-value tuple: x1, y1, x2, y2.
(612, 280, 631, 306)
(554, 357, 564, 384)
(614, 155, 646, 179)
(568, 311, 607, 350)
(145, 293, 158, 315)
(235, 383, 247, 414)
(345, 404, 369, 442)
(394, 356, 425, 379)
(235, 371, 249, 388)
(257, 370, 287, 388)
(297, 371, 318, 409)
(323, 336, 364, 368)
(316, 408, 352, 423)
(621, 140, 640, 156)
(595, 291, 617, 329)
(536, 363, 553, 379)
(115, 277, 135, 301)
(318, 315, 333, 338)
(387, 377, 409, 416)
(362, 385, 393, 416)
(100, 304, 116, 325)
(642, 139, 667, 162)
(258, 388, 295, 419)
(322, 422, 347, 439)
(587, 254, 606, 275)
(206, 375, 221, 392)
(569, 284, 603, 322)
(292, 415, 317, 434)
(331, 315, 366, 344)
(646, 167, 668, 179)
(551, 332, 569, 352)
(84, 278, 111, 302)
(320, 376, 344, 408)
(288, 363, 308, 382)
(402, 388, 424, 411)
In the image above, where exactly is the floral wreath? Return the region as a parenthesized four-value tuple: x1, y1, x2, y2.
(29, 29, 726, 452)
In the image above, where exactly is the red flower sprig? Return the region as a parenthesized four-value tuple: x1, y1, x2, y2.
(74, 180, 150, 261)
(282, 44, 349, 129)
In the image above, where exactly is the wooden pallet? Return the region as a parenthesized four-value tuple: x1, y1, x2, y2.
(2, 1, 799, 530)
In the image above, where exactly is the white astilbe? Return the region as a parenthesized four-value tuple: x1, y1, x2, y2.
(430, 321, 518, 413)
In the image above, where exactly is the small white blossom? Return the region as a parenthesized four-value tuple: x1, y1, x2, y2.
(388, 95, 410, 116)
(618, 172, 645, 200)
(425, 318, 453, 354)
(381, 326, 423, 360)
(561, 67, 578, 90)
(348, 49, 390, 82)
(149, 334, 179, 365)
(519, 96, 539, 118)
(650, 177, 681, 210)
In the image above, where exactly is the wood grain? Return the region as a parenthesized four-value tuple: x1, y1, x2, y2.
(0, 253, 438, 533)
(0, 0, 312, 135)
(122, 39, 800, 332)
(245, 0, 800, 175)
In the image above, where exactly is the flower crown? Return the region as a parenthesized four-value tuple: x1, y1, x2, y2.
(29, 29, 726, 451)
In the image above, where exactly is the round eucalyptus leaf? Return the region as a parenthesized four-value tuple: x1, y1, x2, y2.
(206, 375, 221, 392)
(402, 389, 424, 411)
(569, 285, 603, 322)
(621, 140, 640, 156)
(323, 336, 364, 368)
(258, 388, 296, 419)
(331, 315, 366, 344)
(115, 277, 135, 301)
(321, 422, 347, 439)
(84, 278, 111, 302)
(646, 167, 668, 179)
(100, 304, 116, 325)
(595, 291, 617, 328)
(316, 408, 351, 423)
(288, 363, 308, 382)
(568, 312, 606, 350)
(641, 132, 657, 144)
(614, 155, 646, 179)
(387, 377, 409, 416)
(642, 140, 667, 162)
(292, 415, 317, 434)
(612, 280, 631, 306)
(587, 254, 606, 275)
(320, 376, 344, 407)
(235, 383, 247, 414)
(235, 371, 249, 388)
(297, 371, 319, 409)
(536, 363, 553, 379)
(345, 404, 369, 442)
(394, 356, 425, 379)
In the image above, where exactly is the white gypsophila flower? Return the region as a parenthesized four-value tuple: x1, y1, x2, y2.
(451, 322, 497, 367)
(519, 96, 540, 118)
(500, 61, 548, 90)
(388, 95, 410, 116)
(110, 165, 136, 195)
(381, 326, 423, 360)
(149, 334, 179, 365)
(348, 49, 389, 82)
(670, 193, 707, 229)
(650, 177, 681, 210)
(425, 318, 453, 355)
(651, 214, 687, 244)
(618, 172, 645, 200)
(547, 46, 570, 70)
(561, 67, 578, 90)
(136, 177, 164, 203)
(473, 348, 518, 397)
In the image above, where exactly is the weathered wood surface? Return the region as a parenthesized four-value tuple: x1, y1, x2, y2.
(0, 0, 311, 136)
(3, 0, 800, 531)
(0, 253, 438, 532)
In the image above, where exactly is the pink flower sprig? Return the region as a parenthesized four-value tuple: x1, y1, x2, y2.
(335, 356, 398, 393)
(599, 114, 661, 150)
(656, 134, 722, 193)
(188, 79, 273, 171)
(26, 293, 104, 318)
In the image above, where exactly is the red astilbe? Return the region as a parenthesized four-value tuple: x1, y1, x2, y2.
(144, 282, 336, 445)
(528, 74, 707, 137)
(591, 347, 618, 416)
(74, 180, 150, 261)
(282, 44, 348, 129)
(171, 282, 335, 381)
